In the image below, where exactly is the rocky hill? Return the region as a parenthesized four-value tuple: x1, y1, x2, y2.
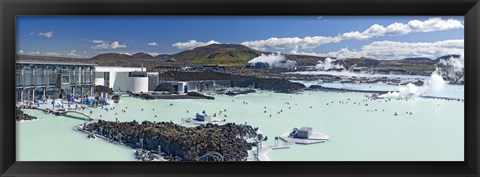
(169, 44, 330, 66)
(155, 54, 172, 60)
(403, 57, 432, 61)
(92, 52, 159, 61)
(131, 52, 156, 60)
(169, 44, 262, 66)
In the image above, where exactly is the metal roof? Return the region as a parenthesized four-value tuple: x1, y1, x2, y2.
(16, 61, 97, 66)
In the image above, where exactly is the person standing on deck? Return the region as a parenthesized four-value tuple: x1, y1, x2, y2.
(51, 99, 55, 111)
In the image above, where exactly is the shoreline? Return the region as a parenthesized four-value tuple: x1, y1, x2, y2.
(307, 85, 464, 101)
(73, 121, 167, 161)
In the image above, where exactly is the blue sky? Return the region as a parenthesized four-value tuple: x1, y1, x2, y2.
(16, 16, 464, 60)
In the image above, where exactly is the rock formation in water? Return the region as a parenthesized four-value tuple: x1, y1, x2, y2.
(186, 92, 215, 99)
(16, 107, 37, 121)
(223, 89, 256, 96)
(159, 71, 305, 93)
(84, 120, 258, 161)
(95, 85, 114, 95)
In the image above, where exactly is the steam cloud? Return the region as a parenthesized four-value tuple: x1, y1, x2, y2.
(378, 70, 446, 99)
(377, 55, 464, 99)
(315, 57, 345, 71)
(248, 52, 297, 70)
(436, 55, 464, 84)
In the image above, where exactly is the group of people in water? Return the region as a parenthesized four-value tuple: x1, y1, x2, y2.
(69, 91, 462, 124)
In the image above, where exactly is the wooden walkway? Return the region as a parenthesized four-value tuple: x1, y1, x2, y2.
(31, 106, 96, 120)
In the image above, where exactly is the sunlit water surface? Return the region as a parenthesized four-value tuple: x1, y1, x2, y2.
(17, 89, 463, 161)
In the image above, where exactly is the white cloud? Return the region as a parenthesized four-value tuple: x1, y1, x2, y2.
(66, 50, 83, 58)
(44, 52, 61, 56)
(172, 40, 220, 49)
(91, 40, 127, 49)
(29, 32, 34, 35)
(242, 17, 463, 51)
(27, 51, 61, 57)
(407, 17, 464, 32)
(92, 40, 105, 44)
(241, 36, 341, 51)
(148, 52, 160, 56)
(290, 39, 464, 60)
(29, 51, 40, 55)
(17, 50, 24, 54)
(38, 31, 54, 38)
(341, 18, 463, 40)
(147, 42, 158, 46)
(110, 41, 127, 49)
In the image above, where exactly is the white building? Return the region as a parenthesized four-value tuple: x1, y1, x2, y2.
(94, 66, 150, 93)
(158, 80, 230, 94)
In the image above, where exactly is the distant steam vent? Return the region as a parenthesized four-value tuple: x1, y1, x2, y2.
(245, 53, 297, 70)
(315, 57, 344, 71)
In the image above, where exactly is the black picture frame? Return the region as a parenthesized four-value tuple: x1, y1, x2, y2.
(1, 0, 479, 176)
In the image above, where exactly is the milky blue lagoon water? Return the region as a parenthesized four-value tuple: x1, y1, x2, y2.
(17, 87, 464, 161)
(287, 71, 431, 79)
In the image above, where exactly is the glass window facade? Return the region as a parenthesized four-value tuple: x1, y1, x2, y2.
(62, 76, 70, 84)
(15, 62, 96, 102)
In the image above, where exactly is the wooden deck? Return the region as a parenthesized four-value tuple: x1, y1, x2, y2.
(256, 131, 329, 161)
(279, 132, 329, 144)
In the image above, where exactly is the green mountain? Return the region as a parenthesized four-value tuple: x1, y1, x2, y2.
(91, 53, 133, 61)
(92, 52, 158, 61)
(169, 44, 329, 66)
(169, 44, 263, 66)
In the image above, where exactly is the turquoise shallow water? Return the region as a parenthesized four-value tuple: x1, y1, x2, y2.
(16, 113, 134, 161)
(17, 90, 464, 161)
